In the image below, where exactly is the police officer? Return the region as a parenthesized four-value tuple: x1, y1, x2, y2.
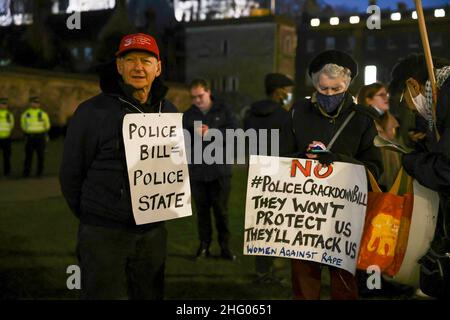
(21, 96, 50, 177)
(0, 97, 14, 177)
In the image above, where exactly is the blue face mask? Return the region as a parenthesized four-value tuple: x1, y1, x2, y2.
(316, 92, 346, 113)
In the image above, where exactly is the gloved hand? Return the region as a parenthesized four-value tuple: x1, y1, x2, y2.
(315, 152, 339, 166)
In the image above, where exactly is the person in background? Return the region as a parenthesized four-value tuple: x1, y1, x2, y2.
(0, 97, 14, 177)
(21, 96, 50, 178)
(244, 72, 294, 284)
(357, 82, 403, 190)
(183, 78, 239, 261)
(390, 53, 450, 299)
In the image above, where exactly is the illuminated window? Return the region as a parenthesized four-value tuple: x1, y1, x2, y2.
(365, 66, 377, 85)
(349, 16, 360, 24)
(435, 9, 445, 18)
(330, 17, 339, 25)
(412, 11, 418, 19)
(390, 12, 401, 21)
(310, 18, 320, 27)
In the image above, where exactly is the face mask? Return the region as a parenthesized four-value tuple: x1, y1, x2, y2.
(372, 106, 385, 115)
(316, 92, 345, 113)
(407, 86, 429, 119)
(283, 92, 293, 106)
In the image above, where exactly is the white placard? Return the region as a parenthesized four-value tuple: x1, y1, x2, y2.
(244, 155, 368, 275)
(123, 113, 192, 225)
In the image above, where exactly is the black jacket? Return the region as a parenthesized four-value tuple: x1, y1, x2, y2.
(60, 61, 177, 232)
(183, 100, 239, 181)
(244, 99, 290, 156)
(402, 78, 450, 243)
(282, 92, 383, 180)
(403, 78, 450, 193)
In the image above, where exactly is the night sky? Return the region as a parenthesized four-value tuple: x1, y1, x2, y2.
(322, 0, 449, 12)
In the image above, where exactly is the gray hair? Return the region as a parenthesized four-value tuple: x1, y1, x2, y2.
(311, 63, 352, 89)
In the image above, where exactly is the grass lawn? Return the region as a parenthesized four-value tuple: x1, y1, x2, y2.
(0, 138, 295, 299)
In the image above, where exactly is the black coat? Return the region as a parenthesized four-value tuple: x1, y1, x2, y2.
(60, 61, 177, 232)
(282, 93, 383, 180)
(402, 78, 450, 242)
(403, 78, 450, 193)
(183, 100, 239, 181)
(244, 99, 290, 156)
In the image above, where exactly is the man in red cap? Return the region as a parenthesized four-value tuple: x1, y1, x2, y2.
(60, 33, 177, 299)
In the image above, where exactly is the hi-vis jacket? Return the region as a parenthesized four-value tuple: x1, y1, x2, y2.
(0, 109, 14, 138)
(20, 108, 50, 134)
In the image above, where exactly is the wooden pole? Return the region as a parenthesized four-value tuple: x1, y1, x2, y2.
(414, 0, 440, 140)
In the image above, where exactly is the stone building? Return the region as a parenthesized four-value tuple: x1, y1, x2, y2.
(184, 15, 297, 117)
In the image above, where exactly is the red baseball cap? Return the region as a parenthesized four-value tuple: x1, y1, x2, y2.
(115, 33, 160, 60)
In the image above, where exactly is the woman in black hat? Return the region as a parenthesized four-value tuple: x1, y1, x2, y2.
(282, 50, 383, 300)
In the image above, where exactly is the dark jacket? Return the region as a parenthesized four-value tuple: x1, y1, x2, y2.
(244, 99, 290, 156)
(183, 100, 239, 181)
(403, 78, 450, 193)
(402, 77, 450, 242)
(282, 92, 383, 180)
(60, 61, 177, 232)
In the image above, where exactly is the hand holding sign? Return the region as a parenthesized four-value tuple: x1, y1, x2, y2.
(244, 155, 368, 275)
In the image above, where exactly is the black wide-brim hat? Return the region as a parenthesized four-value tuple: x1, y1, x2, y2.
(308, 50, 358, 79)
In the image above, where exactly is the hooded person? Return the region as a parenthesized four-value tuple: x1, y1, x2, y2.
(390, 53, 450, 299)
(244, 73, 294, 155)
(244, 72, 294, 283)
(60, 33, 177, 300)
(282, 50, 383, 300)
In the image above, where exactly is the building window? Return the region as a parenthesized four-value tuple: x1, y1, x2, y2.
(221, 40, 229, 55)
(365, 65, 377, 85)
(431, 34, 442, 47)
(325, 37, 335, 50)
(310, 18, 320, 27)
(84, 46, 93, 63)
(306, 39, 314, 53)
(408, 34, 418, 48)
(387, 36, 397, 50)
(71, 47, 79, 59)
(347, 37, 355, 51)
(366, 35, 375, 50)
